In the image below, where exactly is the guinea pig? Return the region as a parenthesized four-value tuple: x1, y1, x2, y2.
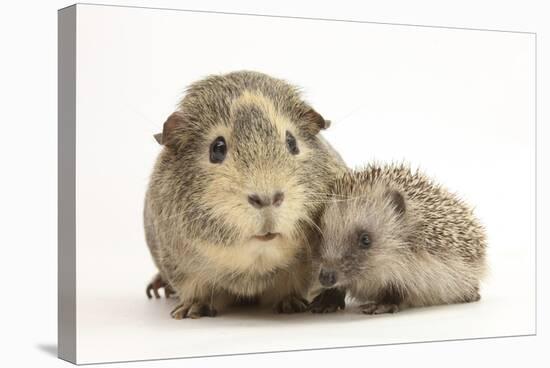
(144, 71, 347, 319)
(310, 164, 487, 314)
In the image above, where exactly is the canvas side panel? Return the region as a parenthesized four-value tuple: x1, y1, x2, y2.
(58, 4, 77, 364)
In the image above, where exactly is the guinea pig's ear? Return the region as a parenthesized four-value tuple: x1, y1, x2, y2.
(386, 190, 406, 217)
(153, 133, 163, 145)
(156, 112, 185, 147)
(301, 108, 331, 135)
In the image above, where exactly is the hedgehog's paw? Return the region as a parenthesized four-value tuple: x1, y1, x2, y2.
(310, 288, 346, 313)
(170, 302, 217, 319)
(360, 302, 399, 315)
(146, 273, 176, 299)
(273, 295, 309, 314)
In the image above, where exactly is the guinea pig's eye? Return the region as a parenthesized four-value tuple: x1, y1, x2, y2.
(209, 136, 227, 164)
(359, 232, 371, 249)
(286, 131, 299, 155)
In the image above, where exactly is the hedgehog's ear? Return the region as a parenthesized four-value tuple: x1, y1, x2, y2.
(301, 107, 331, 135)
(386, 190, 406, 217)
(155, 112, 185, 147)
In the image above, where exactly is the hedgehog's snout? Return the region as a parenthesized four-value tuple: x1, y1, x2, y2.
(319, 268, 337, 287)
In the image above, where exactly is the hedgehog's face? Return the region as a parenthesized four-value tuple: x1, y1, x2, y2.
(159, 89, 335, 248)
(317, 183, 408, 288)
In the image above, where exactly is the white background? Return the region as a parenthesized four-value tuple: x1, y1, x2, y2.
(0, 0, 548, 367)
(73, 4, 536, 364)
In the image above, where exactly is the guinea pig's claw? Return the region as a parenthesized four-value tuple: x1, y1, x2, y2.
(274, 295, 309, 314)
(170, 302, 217, 319)
(146, 273, 175, 299)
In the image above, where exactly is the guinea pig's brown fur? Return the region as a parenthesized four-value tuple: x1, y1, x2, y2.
(144, 71, 346, 318)
(311, 163, 487, 314)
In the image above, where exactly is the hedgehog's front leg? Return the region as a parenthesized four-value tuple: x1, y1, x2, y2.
(360, 302, 400, 314)
(310, 288, 346, 313)
(360, 284, 404, 315)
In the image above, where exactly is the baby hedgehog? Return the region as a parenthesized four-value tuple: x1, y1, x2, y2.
(310, 164, 487, 314)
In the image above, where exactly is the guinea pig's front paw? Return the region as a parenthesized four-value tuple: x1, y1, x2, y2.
(310, 288, 346, 313)
(360, 302, 399, 315)
(273, 295, 309, 314)
(170, 302, 218, 319)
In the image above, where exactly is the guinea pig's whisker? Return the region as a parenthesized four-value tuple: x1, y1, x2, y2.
(328, 104, 365, 127)
(313, 194, 370, 204)
(305, 191, 354, 200)
(121, 101, 177, 134)
(305, 217, 325, 242)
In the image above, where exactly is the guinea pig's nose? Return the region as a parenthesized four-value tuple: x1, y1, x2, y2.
(248, 192, 285, 209)
(272, 191, 285, 207)
(319, 269, 337, 287)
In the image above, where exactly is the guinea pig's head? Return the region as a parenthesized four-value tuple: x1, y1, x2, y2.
(316, 172, 410, 289)
(157, 71, 338, 248)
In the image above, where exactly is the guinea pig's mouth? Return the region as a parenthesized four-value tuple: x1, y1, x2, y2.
(253, 232, 280, 241)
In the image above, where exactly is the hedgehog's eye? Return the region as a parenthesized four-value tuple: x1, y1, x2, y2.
(209, 136, 227, 163)
(286, 131, 299, 155)
(359, 232, 371, 249)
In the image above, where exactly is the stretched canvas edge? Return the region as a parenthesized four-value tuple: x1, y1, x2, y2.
(58, 4, 77, 364)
